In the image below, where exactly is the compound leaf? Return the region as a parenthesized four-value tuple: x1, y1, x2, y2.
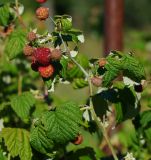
(1, 128, 32, 160)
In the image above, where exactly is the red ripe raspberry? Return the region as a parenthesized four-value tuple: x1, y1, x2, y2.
(31, 59, 39, 72)
(72, 134, 83, 145)
(36, 0, 47, 3)
(91, 77, 102, 87)
(36, 7, 49, 20)
(50, 49, 62, 61)
(27, 32, 37, 42)
(99, 58, 106, 67)
(34, 47, 51, 66)
(23, 45, 34, 56)
(38, 65, 54, 78)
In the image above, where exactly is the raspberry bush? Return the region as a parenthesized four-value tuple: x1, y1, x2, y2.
(0, 0, 150, 160)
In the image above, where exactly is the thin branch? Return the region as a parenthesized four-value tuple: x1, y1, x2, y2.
(49, 16, 56, 25)
(15, 0, 26, 29)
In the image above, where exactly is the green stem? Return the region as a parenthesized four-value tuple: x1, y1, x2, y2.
(59, 31, 118, 160)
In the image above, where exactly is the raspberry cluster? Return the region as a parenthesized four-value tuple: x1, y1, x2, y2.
(23, 31, 62, 79)
(23, 0, 63, 79)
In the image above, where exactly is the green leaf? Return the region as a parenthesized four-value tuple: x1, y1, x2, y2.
(122, 54, 146, 82)
(10, 92, 36, 120)
(140, 110, 151, 128)
(114, 102, 124, 123)
(60, 56, 68, 79)
(102, 55, 122, 87)
(68, 29, 84, 43)
(61, 18, 72, 31)
(102, 69, 120, 87)
(0, 4, 10, 26)
(102, 52, 146, 87)
(30, 123, 54, 154)
(5, 29, 27, 60)
(41, 101, 82, 144)
(144, 128, 151, 143)
(60, 54, 89, 80)
(1, 128, 32, 160)
(32, 102, 48, 119)
(54, 15, 72, 32)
